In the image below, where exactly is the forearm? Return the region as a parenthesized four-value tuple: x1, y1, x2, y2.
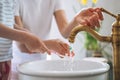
(0, 23, 31, 43)
(14, 16, 29, 31)
(61, 18, 80, 38)
(54, 10, 80, 39)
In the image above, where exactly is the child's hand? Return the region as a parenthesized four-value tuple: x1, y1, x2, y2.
(22, 33, 51, 54)
(44, 39, 74, 57)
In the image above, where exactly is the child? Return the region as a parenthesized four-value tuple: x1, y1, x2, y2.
(0, 0, 51, 80)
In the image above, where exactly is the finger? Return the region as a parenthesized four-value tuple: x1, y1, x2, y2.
(28, 51, 33, 54)
(43, 48, 51, 55)
(91, 15, 100, 28)
(56, 43, 65, 55)
(95, 8, 104, 20)
(93, 12, 100, 27)
(57, 41, 69, 55)
(70, 51, 75, 57)
(78, 19, 88, 26)
(60, 43, 68, 50)
(46, 49, 51, 55)
(60, 43, 70, 54)
(59, 54, 65, 58)
(88, 8, 95, 12)
(87, 14, 100, 29)
(38, 46, 51, 55)
(55, 52, 65, 58)
(83, 19, 92, 27)
(85, 18, 95, 29)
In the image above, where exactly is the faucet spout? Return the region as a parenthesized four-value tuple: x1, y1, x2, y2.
(68, 25, 112, 43)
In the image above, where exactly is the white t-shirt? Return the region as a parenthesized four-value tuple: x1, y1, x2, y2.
(14, 0, 64, 61)
(15, 0, 64, 40)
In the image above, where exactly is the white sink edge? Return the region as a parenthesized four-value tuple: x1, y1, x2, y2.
(17, 60, 110, 77)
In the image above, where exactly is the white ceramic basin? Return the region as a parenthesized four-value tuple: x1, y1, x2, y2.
(17, 60, 110, 80)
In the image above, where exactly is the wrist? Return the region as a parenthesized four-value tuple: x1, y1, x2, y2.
(73, 16, 82, 26)
(15, 31, 33, 43)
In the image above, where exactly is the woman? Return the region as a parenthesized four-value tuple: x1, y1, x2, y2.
(15, 0, 103, 59)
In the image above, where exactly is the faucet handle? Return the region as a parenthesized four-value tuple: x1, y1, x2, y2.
(101, 8, 117, 19)
(117, 14, 120, 21)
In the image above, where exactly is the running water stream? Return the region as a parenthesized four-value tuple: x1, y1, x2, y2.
(63, 43, 75, 71)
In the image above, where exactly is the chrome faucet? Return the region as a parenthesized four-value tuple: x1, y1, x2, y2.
(68, 8, 120, 80)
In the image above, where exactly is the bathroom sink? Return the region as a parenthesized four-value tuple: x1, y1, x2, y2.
(17, 59, 110, 80)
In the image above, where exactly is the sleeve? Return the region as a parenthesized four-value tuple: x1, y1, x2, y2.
(14, 0, 20, 16)
(54, 0, 65, 12)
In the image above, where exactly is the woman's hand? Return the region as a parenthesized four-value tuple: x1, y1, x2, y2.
(74, 7, 103, 29)
(44, 39, 74, 58)
(54, 7, 103, 38)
